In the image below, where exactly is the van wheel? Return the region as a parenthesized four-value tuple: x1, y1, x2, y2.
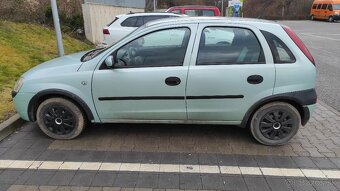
(250, 102, 301, 146)
(36, 98, 86, 140)
(310, 15, 314, 20)
(329, 16, 334, 22)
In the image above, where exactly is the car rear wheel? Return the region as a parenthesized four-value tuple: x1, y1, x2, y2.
(36, 98, 85, 140)
(250, 102, 301, 146)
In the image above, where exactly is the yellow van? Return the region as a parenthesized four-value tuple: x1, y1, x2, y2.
(310, 0, 340, 22)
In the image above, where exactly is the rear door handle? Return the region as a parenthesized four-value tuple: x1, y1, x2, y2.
(247, 75, 263, 84)
(165, 77, 181, 86)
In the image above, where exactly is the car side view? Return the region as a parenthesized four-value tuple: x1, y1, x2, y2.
(12, 17, 317, 145)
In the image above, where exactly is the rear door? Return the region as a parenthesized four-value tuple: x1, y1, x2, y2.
(186, 24, 275, 123)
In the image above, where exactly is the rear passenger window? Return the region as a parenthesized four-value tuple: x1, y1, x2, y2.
(202, 10, 215, 16)
(261, 31, 296, 64)
(197, 27, 265, 65)
(317, 4, 322, 9)
(322, 4, 328, 9)
(121, 17, 137, 27)
(185, 10, 199, 16)
(312, 4, 317, 9)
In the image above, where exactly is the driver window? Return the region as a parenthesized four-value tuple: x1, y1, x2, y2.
(115, 28, 190, 68)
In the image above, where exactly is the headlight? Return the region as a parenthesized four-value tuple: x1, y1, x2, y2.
(13, 77, 24, 92)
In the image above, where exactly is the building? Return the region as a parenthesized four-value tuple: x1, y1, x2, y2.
(82, 0, 145, 44)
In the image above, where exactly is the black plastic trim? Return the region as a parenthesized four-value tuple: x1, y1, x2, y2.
(11, 91, 17, 98)
(28, 89, 94, 122)
(240, 88, 317, 127)
(99, 95, 244, 101)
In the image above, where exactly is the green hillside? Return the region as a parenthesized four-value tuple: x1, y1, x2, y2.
(0, 21, 93, 122)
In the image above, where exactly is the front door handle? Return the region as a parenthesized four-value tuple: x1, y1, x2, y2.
(165, 77, 181, 86)
(247, 75, 263, 84)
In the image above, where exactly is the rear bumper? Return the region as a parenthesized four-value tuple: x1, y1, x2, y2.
(302, 104, 315, 126)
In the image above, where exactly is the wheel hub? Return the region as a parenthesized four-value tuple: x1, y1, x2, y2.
(272, 122, 281, 130)
(259, 110, 295, 140)
(55, 118, 63, 125)
(43, 106, 76, 135)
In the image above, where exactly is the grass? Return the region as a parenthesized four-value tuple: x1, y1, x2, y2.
(0, 20, 93, 123)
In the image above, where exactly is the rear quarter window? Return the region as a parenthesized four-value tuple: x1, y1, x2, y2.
(261, 30, 296, 64)
(312, 4, 317, 9)
(121, 17, 137, 27)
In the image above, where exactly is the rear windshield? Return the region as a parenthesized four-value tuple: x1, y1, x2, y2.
(107, 17, 118, 26)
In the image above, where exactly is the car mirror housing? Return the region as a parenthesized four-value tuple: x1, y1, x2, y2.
(104, 56, 114, 68)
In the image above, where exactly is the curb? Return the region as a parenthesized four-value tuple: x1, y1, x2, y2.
(318, 100, 340, 117)
(0, 114, 26, 141)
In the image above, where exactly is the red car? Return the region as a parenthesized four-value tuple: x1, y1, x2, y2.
(166, 5, 221, 16)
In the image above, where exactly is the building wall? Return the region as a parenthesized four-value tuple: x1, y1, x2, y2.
(82, 3, 144, 44)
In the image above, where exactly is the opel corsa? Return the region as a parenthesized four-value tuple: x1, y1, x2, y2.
(12, 17, 317, 145)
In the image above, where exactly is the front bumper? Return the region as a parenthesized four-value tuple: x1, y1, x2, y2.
(13, 92, 35, 121)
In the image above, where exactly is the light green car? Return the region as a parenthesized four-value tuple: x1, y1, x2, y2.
(12, 17, 317, 145)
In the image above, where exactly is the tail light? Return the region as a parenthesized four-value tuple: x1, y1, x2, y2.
(103, 28, 110, 35)
(282, 25, 315, 66)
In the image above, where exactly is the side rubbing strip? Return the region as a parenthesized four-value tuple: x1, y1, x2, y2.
(98, 95, 244, 101)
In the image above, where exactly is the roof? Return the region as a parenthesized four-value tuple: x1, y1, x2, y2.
(84, 0, 145, 9)
(145, 17, 277, 27)
(169, 5, 219, 9)
(116, 12, 181, 18)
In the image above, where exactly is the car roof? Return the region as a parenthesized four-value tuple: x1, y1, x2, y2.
(117, 12, 180, 18)
(145, 17, 278, 28)
(169, 5, 219, 9)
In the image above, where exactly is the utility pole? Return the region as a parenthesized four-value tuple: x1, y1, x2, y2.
(153, 0, 156, 12)
(51, 0, 65, 57)
(221, 0, 224, 16)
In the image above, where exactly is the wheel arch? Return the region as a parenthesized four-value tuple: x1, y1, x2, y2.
(28, 89, 94, 122)
(241, 89, 317, 128)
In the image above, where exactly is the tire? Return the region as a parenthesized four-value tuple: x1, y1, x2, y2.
(250, 102, 301, 146)
(36, 98, 86, 140)
(329, 16, 334, 22)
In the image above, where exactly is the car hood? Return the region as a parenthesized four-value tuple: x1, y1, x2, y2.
(22, 51, 87, 79)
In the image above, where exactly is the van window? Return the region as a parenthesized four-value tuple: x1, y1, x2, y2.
(322, 4, 328, 9)
(328, 4, 333, 10)
(312, 4, 317, 9)
(261, 31, 296, 64)
(197, 27, 265, 65)
(317, 4, 322, 9)
(335, 4, 340, 10)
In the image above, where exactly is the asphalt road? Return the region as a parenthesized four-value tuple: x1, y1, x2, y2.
(278, 20, 340, 112)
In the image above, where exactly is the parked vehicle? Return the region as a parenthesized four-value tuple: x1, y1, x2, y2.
(13, 17, 317, 145)
(310, 0, 340, 22)
(102, 12, 182, 46)
(166, 5, 220, 16)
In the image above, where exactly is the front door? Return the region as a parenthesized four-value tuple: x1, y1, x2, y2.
(92, 26, 195, 122)
(186, 24, 275, 123)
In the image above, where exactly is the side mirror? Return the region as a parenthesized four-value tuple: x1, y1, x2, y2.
(105, 55, 114, 68)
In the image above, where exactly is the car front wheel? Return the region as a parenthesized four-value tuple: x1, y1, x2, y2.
(250, 102, 301, 146)
(36, 98, 85, 139)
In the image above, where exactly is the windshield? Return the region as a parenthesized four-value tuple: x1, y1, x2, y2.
(334, 4, 340, 10)
(81, 26, 144, 62)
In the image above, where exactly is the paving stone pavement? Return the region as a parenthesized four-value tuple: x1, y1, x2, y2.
(0, 102, 339, 190)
